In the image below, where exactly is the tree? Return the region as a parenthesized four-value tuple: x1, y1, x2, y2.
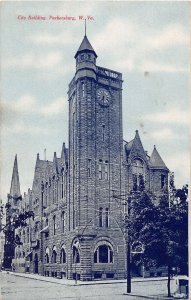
(125, 185, 188, 297)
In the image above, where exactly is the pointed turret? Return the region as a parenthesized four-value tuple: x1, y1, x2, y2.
(75, 35, 97, 80)
(75, 35, 97, 59)
(150, 145, 168, 170)
(125, 130, 148, 162)
(10, 154, 21, 198)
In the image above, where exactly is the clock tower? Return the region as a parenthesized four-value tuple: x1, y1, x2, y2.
(68, 35, 126, 280)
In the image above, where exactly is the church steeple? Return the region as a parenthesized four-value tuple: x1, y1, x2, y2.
(10, 154, 21, 197)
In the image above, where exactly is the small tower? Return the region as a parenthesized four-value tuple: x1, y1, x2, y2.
(74, 34, 97, 80)
(150, 145, 169, 197)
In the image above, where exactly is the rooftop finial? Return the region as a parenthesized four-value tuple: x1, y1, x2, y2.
(85, 19, 86, 36)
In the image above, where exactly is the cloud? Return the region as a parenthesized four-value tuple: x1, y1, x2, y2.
(138, 61, 188, 73)
(2, 95, 68, 119)
(40, 97, 68, 116)
(13, 95, 37, 112)
(94, 19, 189, 73)
(4, 123, 52, 136)
(145, 24, 189, 50)
(145, 108, 189, 125)
(30, 32, 75, 45)
(150, 128, 176, 141)
(5, 52, 63, 69)
(165, 151, 190, 187)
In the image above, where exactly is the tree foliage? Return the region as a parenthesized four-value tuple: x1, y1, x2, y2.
(125, 185, 188, 296)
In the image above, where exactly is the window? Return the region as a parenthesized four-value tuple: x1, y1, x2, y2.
(132, 159, 144, 191)
(161, 174, 165, 189)
(45, 182, 48, 207)
(81, 54, 84, 60)
(60, 247, 66, 263)
(88, 159, 91, 177)
(27, 228, 29, 243)
(82, 82, 85, 97)
(61, 170, 64, 199)
(94, 244, 113, 263)
(102, 125, 105, 141)
(105, 161, 108, 180)
(41, 182, 44, 206)
(52, 177, 55, 203)
(53, 215, 56, 235)
(99, 160, 102, 180)
(45, 218, 49, 238)
(52, 246, 57, 263)
(99, 207, 103, 227)
(73, 241, 80, 263)
(23, 230, 25, 243)
(88, 54, 91, 60)
(61, 211, 66, 233)
(45, 248, 50, 263)
(105, 208, 109, 227)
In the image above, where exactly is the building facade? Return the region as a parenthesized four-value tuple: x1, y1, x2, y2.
(5, 35, 169, 280)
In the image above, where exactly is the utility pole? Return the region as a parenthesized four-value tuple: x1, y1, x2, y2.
(126, 194, 131, 293)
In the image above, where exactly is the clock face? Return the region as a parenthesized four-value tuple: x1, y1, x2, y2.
(96, 88, 111, 107)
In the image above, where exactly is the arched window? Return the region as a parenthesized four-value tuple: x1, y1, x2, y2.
(23, 230, 25, 243)
(94, 243, 113, 263)
(99, 160, 102, 179)
(99, 207, 103, 227)
(60, 246, 66, 264)
(27, 228, 29, 243)
(61, 211, 66, 233)
(105, 208, 109, 227)
(53, 215, 56, 235)
(52, 246, 57, 263)
(52, 176, 56, 203)
(132, 159, 144, 191)
(61, 170, 64, 199)
(105, 161, 108, 180)
(45, 182, 48, 207)
(41, 181, 44, 207)
(45, 247, 50, 263)
(73, 240, 80, 263)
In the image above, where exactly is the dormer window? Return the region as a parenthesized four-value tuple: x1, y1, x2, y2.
(132, 159, 145, 191)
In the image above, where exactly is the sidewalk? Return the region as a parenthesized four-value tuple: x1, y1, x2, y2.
(2, 271, 178, 300)
(3, 270, 168, 287)
(2, 271, 180, 299)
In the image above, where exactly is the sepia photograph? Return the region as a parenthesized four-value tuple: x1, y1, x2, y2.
(0, 1, 189, 299)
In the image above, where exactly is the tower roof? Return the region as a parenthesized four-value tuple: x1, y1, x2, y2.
(75, 35, 97, 58)
(10, 154, 21, 197)
(150, 146, 168, 170)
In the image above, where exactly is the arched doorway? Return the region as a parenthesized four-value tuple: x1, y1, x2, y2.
(34, 253, 38, 274)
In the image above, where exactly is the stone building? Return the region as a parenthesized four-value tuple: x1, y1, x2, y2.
(5, 35, 169, 280)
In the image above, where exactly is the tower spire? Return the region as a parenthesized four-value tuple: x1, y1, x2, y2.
(85, 19, 86, 36)
(10, 154, 21, 197)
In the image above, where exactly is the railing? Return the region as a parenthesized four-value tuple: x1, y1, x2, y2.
(97, 66, 122, 80)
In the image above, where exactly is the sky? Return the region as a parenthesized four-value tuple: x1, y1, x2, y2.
(0, 1, 190, 203)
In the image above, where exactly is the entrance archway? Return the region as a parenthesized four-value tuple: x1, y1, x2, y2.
(34, 253, 38, 274)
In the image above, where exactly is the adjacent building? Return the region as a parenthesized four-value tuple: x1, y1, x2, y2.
(4, 35, 169, 280)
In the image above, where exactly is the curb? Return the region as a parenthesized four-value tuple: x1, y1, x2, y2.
(4, 271, 168, 287)
(123, 293, 174, 300)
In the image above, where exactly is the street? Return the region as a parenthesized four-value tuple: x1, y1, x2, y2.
(0, 272, 171, 300)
